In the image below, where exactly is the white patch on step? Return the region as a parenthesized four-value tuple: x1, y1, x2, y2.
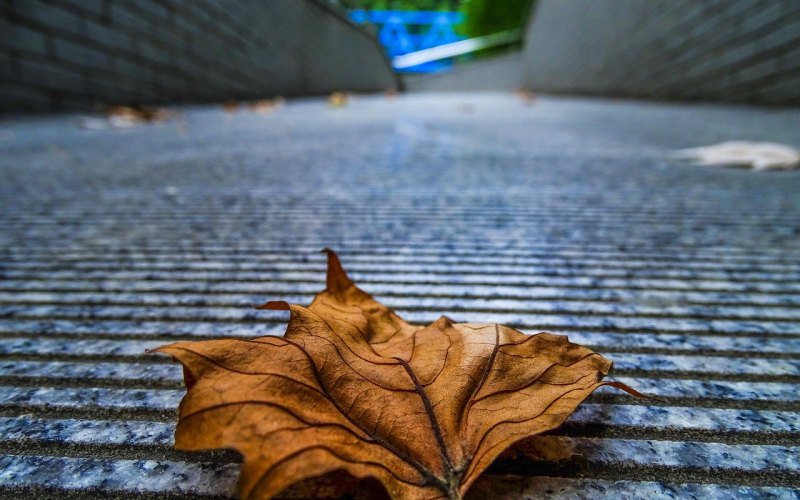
(675, 141, 800, 170)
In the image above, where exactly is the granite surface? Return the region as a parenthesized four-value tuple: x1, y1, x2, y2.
(0, 93, 799, 497)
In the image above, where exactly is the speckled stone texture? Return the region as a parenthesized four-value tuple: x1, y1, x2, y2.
(0, 93, 799, 498)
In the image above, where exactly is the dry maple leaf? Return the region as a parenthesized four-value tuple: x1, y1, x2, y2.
(153, 250, 639, 499)
(249, 97, 285, 114)
(328, 91, 349, 107)
(514, 88, 537, 106)
(77, 105, 176, 130)
(223, 100, 241, 113)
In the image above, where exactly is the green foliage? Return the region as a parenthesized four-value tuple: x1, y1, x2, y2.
(460, 0, 534, 37)
(344, 0, 534, 38)
(345, 0, 459, 10)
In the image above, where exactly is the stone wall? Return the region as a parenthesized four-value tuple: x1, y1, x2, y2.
(521, 0, 800, 105)
(1, 0, 398, 112)
(405, 52, 522, 92)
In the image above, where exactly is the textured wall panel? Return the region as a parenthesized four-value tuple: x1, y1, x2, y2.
(521, 0, 800, 105)
(0, 0, 397, 112)
(405, 52, 523, 92)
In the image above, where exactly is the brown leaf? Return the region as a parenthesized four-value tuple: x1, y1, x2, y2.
(515, 89, 537, 105)
(223, 100, 241, 113)
(328, 91, 348, 107)
(109, 105, 175, 122)
(249, 98, 285, 114)
(153, 250, 638, 499)
(77, 105, 176, 130)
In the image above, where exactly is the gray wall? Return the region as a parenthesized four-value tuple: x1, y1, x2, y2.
(1, 0, 398, 112)
(405, 52, 522, 92)
(521, 0, 800, 105)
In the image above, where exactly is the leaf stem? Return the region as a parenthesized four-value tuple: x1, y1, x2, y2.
(395, 358, 457, 485)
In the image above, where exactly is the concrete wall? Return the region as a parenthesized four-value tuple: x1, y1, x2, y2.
(405, 52, 522, 92)
(521, 0, 800, 105)
(0, 0, 398, 112)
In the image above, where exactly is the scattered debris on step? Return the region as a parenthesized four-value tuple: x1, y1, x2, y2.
(328, 91, 349, 107)
(515, 88, 537, 105)
(249, 97, 284, 114)
(222, 100, 241, 113)
(77, 105, 178, 130)
(676, 141, 800, 170)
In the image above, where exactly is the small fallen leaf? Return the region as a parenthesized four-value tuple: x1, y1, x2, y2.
(108, 105, 175, 126)
(676, 141, 800, 170)
(249, 98, 284, 114)
(515, 89, 537, 106)
(153, 250, 638, 499)
(223, 100, 241, 113)
(328, 91, 349, 107)
(77, 105, 176, 130)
